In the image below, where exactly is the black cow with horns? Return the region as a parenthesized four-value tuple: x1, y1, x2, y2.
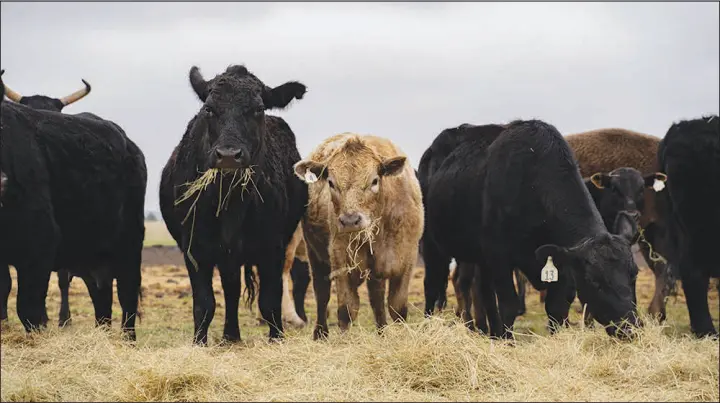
(159, 65, 308, 345)
(422, 119, 640, 339)
(1, 73, 94, 327)
(658, 115, 720, 338)
(0, 70, 147, 340)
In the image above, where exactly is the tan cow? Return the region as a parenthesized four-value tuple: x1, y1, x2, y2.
(294, 133, 424, 340)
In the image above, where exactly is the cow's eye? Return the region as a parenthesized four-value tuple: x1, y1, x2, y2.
(371, 178, 379, 187)
(204, 105, 215, 117)
(328, 179, 335, 189)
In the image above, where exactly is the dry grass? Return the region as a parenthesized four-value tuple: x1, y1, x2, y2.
(1, 259, 719, 401)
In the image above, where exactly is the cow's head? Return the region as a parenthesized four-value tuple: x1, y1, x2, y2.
(294, 137, 406, 233)
(188, 65, 306, 171)
(536, 210, 640, 338)
(2, 74, 91, 112)
(585, 168, 666, 234)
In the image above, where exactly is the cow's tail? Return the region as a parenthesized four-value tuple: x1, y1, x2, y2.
(243, 265, 258, 310)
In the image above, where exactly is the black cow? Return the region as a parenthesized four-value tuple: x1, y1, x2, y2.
(0, 71, 146, 339)
(423, 119, 640, 338)
(581, 167, 669, 325)
(159, 65, 308, 345)
(1, 74, 94, 327)
(658, 115, 719, 338)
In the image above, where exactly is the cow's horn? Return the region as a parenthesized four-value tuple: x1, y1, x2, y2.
(60, 79, 92, 106)
(2, 74, 23, 102)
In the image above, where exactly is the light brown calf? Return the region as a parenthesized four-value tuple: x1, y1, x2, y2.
(294, 133, 424, 340)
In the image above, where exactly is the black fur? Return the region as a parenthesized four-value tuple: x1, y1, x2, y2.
(159, 65, 308, 345)
(658, 115, 720, 338)
(0, 71, 146, 338)
(423, 119, 639, 339)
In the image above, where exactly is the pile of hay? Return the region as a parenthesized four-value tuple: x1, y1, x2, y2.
(1, 317, 717, 402)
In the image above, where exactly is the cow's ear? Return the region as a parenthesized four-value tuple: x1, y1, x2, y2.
(614, 210, 639, 244)
(535, 244, 572, 269)
(588, 172, 611, 189)
(264, 81, 307, 110)
(379, 156, 406, 177)
(294, 160, 327, 184)
(189, 66, 210, 102)
(644, 172, 667, 188)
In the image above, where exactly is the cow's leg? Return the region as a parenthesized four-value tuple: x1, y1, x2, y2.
(257, 249, 285, 341)
(455, 262, 476, 330)
(366, 275, 388, 331)
(307, 247, 331, 340)
(81, 275, 113, 328)
(336, 272, 361, 332)
(58, 269, 72, 327)
(15, 265, 52, 333)
(470, 274, 488, 334)
(185, 256, 216, 346)
(1, 264, 10, 321)
(639, 226, 670, 322)
(388, 266, 412, 323)
(116, 262, 141, 342)
(680, 258, 717, 338)
(281, 268, 305, 328)
(474, 261, 503, 338)
(514, 269, 527, 316)
(217, 261, 242, 343)
(290, 258, 310, 323)
(493, 267, 520, 339)
(422, 239, 450, 316)
(544, 274, 575, 335)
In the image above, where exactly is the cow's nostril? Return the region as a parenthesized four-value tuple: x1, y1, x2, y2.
(234, 151, 243, 161)
(215, 149, 224, 160)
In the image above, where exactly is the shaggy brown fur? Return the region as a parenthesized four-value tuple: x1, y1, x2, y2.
(294, 133, 424, 339)
(565, 128, 669, 320)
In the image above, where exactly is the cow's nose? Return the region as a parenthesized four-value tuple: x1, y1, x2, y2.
(339, 212, 362, 228)
(214, 147, 245, 168)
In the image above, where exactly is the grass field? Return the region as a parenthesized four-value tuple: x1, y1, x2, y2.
(1, 223, 718, 401)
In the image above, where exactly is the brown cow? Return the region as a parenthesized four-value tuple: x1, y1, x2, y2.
(294, 133, 424, 340)
(564, 128, 672, 322)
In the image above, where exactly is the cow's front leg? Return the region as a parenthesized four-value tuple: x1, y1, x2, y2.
(387, 265, 412, 323)
(1, 264, 11, 321)
(257, 248, 285, 341)
(335, 271, 360, 332)
(366, 274, 387, 331)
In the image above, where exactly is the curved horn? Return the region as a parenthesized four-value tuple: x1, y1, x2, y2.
(60, 79, 91, 106)
(2, 71, 23, 102)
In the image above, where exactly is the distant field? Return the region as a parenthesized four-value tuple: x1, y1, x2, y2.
(1, 254, 718, 401)
(143, 220, 175, 247)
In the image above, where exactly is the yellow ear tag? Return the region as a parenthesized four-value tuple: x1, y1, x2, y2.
(541, 256, 559, 283)
(304, 171, 318, 184)
(652, 178, 665, 192)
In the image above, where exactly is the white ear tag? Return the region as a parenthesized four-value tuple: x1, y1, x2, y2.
(541, 256, 558, 283)
(652, 178, 665, 192)
(304, 171, 318, 184)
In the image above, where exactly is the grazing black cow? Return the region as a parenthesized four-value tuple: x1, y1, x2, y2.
(0, 71, 146, 339)
(2, 74, 94, 327)
(658, 115, 720, 338)
(159, 65, 308, 345)
(424, 119, 640, 339)
(580, 167, 668, 325)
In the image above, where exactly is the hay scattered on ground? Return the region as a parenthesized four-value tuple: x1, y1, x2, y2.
(1, 317, 717, 402)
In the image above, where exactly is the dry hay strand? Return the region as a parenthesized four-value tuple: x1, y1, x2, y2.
(330, 218, 382, 281)
(173, 167, 262, 271)
(1, 315, 718, 402)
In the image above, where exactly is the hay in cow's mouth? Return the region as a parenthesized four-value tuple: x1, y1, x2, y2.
(173, 166, 262, 271)
(330, 218, 382, 281)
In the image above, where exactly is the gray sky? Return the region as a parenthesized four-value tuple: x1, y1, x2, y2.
(2, 2, 718, 213)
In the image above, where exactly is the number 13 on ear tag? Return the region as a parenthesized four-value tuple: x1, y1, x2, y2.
(541, 256, 558, 283)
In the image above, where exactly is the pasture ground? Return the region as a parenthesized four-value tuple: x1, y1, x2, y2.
(1, 222, 718, 401)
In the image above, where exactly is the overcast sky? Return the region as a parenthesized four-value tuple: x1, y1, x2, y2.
(2, 2, 718, 213)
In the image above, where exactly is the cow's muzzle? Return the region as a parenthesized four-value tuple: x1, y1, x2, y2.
(337, 212, 370, 233)
(213, 146, 248, 170)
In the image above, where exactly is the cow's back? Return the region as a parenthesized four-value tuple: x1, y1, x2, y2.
(566, 128, 660, 176)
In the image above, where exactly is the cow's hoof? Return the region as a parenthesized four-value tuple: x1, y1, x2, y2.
(312, 326, 329, 341)
(283, 316, 306, 329)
